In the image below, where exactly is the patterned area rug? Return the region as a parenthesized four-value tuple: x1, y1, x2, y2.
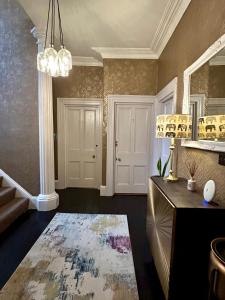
(0, 213, 139, 300)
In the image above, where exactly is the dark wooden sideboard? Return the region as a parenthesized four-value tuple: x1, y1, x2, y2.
(146, 176, 225, 300)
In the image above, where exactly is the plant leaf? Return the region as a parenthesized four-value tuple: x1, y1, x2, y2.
(157, 158, 162, 176)
(162, 153, 171, 177)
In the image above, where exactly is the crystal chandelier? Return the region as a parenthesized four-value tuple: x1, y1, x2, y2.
(37, 0, 72, 77)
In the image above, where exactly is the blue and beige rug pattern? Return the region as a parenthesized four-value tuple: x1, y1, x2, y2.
(0, 213, 139, 300)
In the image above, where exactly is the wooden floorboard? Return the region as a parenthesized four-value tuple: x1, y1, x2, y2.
(0, 188, 165, 300)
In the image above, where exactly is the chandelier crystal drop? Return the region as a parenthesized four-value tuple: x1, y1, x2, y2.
(37, 0, 72, 77)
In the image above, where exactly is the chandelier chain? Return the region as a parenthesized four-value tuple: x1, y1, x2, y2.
(44, 0, 51, 49)
(57, 0, 64, 47)
(50, 0, 54, 46)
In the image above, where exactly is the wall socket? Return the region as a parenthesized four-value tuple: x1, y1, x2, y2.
(218, 153, 225, 166)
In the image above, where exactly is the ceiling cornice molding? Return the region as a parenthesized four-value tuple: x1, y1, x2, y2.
(31, 26, 45, 44)
(92, 47, 158, 59)
(209, 56, 225, 66)
(151, 0, 191, 57)
(72, 56, 103, 67)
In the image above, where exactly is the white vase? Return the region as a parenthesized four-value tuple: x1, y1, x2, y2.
(187, 177, 196, 191)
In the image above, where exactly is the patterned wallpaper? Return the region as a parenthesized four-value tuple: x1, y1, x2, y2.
(191, 63, 225, 98)
(190, 63, 209, 95)
(208, 65, 225, 97)
(0, 0, 39, 194)
(53, 66, 104, 100)
(177, 146, 225, 204)
(103, 59, 158, 130)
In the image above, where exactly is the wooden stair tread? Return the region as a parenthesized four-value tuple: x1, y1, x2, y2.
(0, 197, 29, 234)
(0, 197, 29, 212)
(0, 175, 30, 234)
(0, 187, 16, 207)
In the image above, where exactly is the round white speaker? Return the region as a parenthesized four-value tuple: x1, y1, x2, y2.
(203, 180, 216, 203)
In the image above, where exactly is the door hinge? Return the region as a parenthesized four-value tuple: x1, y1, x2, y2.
(115, 140, 118, 147)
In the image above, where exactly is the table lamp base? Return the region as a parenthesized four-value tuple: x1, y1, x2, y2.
(164, 171, 178, 182)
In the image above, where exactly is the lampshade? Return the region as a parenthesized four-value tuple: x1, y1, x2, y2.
(156, 114, 192, 139)
(198, 115, 225, 140)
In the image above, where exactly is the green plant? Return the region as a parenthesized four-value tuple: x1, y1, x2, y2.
(157, 154, 171, 177)
(157, 158, 162, 176)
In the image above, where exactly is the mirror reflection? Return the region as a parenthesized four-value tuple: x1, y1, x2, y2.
(190, 47, 225, 141)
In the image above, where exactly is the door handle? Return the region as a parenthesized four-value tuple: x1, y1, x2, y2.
(116, 158, 121, 162)
(92, 155, 96, 159)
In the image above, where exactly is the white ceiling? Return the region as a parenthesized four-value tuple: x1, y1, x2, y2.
(18, 0, 191, 62)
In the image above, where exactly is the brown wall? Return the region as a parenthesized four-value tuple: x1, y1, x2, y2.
(190, 64, 225, 98)
(103, 59, 158, 97)
(0, 0, 39, 194)
(53, 66, 104, 100)
(158, 0, 225, 204)
(53, 66, 104, 178)
(190, 63, 209, 95)
(158, 0, 225, 110)
(208, 65, 225, 98)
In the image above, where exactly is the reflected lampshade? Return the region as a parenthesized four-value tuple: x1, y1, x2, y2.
(198, 115, 225, 140)
(156, 114, 192, 139)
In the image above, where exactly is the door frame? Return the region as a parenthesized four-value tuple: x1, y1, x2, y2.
(157, 77, 177, 114)
(100, 95, 155, 196)
(57, 98, 103, 189)
(152, 78, 178, 175)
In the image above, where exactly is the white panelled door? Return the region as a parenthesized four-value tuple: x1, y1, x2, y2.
(115, 104, 152, 193)
(65, 105, 101, 188)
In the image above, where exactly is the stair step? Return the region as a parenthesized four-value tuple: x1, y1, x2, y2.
(0, 187, 16, 207)
(0, 177, 3, 187)
(0, 197, 29, 234)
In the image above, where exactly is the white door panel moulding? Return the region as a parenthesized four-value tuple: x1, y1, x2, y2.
(72, 56, 103, 67)
(114, 103, 152, 193)
(100, 95, 155, 197)
(57, 98, 103, 190)
(92, 47, 158, 59)
(151, 0, 191, 57)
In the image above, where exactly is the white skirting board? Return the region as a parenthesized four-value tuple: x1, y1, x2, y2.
(0, 169, 36, 209)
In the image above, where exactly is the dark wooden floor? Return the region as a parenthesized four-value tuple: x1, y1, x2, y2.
(0, 188, 165, 300)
